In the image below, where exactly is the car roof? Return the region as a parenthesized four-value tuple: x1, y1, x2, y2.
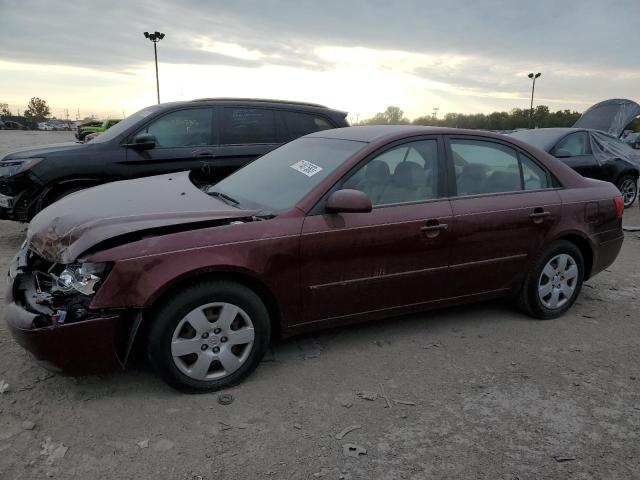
(191, 97, 327, 108)
(306, 125, 508, 143)
(148, 98, 347, 117)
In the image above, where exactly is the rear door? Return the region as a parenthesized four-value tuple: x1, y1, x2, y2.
(214, 106, 283, 179)
(125, 107, 217, 178)
(446, 136, 562, 297)
(300, 137, 453, 324)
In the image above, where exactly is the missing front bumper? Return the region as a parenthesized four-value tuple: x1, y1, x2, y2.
(4, 277, 125, 375)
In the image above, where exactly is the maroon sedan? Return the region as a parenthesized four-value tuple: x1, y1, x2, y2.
(5, 126, 624, 391)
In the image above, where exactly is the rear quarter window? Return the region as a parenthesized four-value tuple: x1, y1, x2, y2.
(282, 111, 333, 140)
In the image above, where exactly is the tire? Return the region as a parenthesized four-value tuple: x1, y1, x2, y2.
(616, 174, 637, 208)
(53, 186, 87, 202)
(518, 240, 584, 320)
(147, 280, 271, 393)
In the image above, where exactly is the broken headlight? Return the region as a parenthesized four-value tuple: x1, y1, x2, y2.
(54, 262, 107, 296)
(0, 157, 43, 177)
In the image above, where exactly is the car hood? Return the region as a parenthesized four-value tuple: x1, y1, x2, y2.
(27, 172, 259, 264)
(573, 98, 640, 137)
(1, 142, 86, 161)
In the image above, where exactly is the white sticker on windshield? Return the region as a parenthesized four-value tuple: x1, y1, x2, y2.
(290, 160, 323, 177)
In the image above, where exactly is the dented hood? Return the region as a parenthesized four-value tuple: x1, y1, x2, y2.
(573, 98, 640, 137)
(28, 172, 259, 264)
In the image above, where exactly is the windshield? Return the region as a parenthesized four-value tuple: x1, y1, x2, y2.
(208, 137, 366, 211)
(509, 129, 563, 151)
(90, 105, 161, 143)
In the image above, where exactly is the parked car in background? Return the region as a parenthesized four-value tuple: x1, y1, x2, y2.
(38, 120, 72, 131)
(2, 121, 28, 130)
(0, 98, 349, 221)
(83, 131, 102, 143)
(84, 132, 102, 143)
(5, 126, 624, 391)
(622, 131, 640, 150)
(509, 128, 639, 207)
(75, 118, 121, 141)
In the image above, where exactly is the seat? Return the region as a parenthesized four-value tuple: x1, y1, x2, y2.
(356, 160, 391, 204)
(379, 161, 428, 204)
(486, 170, 521, 193)
(457, 163, 490, 195)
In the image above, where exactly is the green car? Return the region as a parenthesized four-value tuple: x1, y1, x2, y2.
(76, 118, 122, 141)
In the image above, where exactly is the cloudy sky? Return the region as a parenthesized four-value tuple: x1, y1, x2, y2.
(0, 0, 638, 121)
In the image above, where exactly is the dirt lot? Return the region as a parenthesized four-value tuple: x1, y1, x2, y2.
(0, 131, 639, 479)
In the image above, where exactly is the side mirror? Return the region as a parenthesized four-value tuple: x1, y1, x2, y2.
(326, 189, 372, 214)
(554, 149, 572, 158)
(129, 133, 156, 150)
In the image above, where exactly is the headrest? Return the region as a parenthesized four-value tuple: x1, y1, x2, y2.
(365, 160, 391, 183)
(393, 161, 425, 188)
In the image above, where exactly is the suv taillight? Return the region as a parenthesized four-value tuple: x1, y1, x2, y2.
(613, 196, 624, 218)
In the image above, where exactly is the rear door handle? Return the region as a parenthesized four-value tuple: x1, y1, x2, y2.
(529, 208, 550, 224)
(194, 152, 216, 159)
(421, 220, 448, 238)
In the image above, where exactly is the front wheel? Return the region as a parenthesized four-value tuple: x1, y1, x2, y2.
(617, 175, 638, 208)
(518, 240, 584, 320)
(147, 281, 271, 392)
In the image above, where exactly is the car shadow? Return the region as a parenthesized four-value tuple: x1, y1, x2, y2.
(33, 297, 531, 397)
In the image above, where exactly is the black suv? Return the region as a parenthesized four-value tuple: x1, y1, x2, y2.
(0, 98, 349, 221)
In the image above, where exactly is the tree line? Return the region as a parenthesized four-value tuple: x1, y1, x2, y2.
(358, 105, 583, 130)
(1, 97, 51, 120)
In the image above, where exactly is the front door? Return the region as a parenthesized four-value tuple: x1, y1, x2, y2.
(299, 137, 453, 324)
(446, 136, 562, 297)
(552, 131, 601, 180)
(126, 107, 218, 178)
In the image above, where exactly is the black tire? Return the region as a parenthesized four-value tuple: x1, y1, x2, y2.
(616, 174, 638, 208)
(518, 240, 584, 320)
(53, 186, 87, 202)
(147, 280, 271, 393)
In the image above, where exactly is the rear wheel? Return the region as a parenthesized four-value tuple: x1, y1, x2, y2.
(147, 281, 270, 392)
(518, 240, 584, 320)
(616, 175, 637, 208)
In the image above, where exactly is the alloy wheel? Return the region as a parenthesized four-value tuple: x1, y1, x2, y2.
(171, 302, 255, 381)
(538, 253, 579, 309)
(619, 178, 637, 207)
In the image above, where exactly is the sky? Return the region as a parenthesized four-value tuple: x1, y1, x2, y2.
(0, 0, 638, 121)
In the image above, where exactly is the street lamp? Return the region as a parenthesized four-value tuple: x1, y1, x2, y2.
(528, 72, 541, 128)
(144, 31, 165, 104)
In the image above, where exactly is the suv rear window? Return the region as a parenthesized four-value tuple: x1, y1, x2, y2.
(282, 111, 333, 139)
(221, 107, 277, 144)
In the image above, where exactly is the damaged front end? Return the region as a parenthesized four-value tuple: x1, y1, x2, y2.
(5, 244, 132, 374)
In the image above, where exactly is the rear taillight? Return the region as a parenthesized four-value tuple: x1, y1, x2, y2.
(613, 196, 624, 218)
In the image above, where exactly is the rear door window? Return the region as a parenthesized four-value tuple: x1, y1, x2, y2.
(282, 111, 333, 140)
(450, 138, 554, 195)
(221, 107, 277, 144)
(521, 155, 551, 190)
(452, 139, 522, 195)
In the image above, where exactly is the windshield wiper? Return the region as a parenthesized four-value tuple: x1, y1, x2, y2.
(209, 191, 240, 207)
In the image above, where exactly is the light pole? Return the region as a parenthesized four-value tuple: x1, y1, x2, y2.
(144, 31, 165, 104)
(528, 72, 541, 128)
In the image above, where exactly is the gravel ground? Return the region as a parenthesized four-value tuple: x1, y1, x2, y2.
(0, 132, 639, 479)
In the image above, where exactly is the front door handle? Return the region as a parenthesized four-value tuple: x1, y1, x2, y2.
(421, 220, 448, 238)
(529, 208, 550, 224)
